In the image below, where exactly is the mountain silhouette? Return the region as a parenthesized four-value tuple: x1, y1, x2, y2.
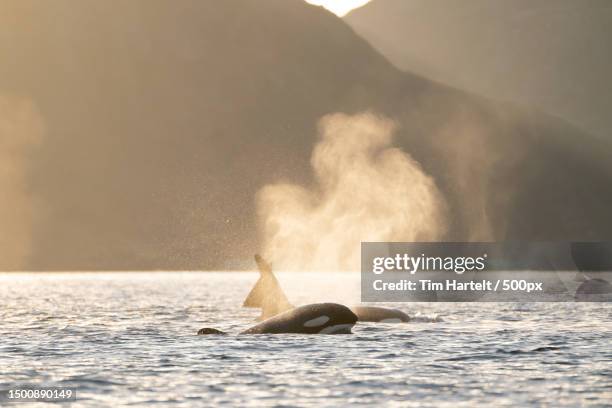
(1, 0, 611, 270)
(345, 0, 612, 139)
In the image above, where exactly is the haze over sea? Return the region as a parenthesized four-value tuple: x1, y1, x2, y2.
(1, 272, 610, 407)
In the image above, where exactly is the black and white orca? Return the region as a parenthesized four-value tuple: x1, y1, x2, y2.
(197, 303, 358, 335)
(243, 254, 410, 323)
(241, 303, 357, 334)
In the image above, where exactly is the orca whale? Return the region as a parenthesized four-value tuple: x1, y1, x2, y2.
(243, 254, 410, 323)
(575, 278, 612, 301)
(243, 254, 293, 320)
(350, 306, 410, 323)
(570, 243, 612, 301)
(198, 303, 358, 335)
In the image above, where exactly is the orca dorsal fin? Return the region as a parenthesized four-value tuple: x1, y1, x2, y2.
(254, 253, 273, 275)
(243, 254, 293, 319)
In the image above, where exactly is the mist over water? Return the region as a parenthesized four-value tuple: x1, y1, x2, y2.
(258, 112, 447, 271)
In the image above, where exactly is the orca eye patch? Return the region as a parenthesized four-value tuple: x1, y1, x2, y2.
(303, 315, 330, 327)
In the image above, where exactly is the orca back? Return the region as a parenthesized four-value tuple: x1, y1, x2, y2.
(351, 306, 410, 322)
(240, 303, 357, 334)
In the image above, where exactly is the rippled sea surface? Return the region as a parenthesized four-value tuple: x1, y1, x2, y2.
(1, 272, 610, 407)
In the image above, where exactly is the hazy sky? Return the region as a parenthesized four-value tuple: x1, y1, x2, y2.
(305, 0, 371, 16)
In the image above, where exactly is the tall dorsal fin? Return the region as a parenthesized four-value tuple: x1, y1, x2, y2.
(243, 254, 293, 319)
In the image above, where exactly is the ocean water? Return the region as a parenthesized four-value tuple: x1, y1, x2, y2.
(1, 272, 610, 407)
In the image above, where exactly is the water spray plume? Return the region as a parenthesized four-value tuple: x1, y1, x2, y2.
(257, 112, 447, 272)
